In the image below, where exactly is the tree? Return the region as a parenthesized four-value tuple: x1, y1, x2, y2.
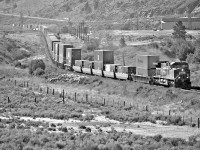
(171, 39, 195, 61)
(119, 36, 126, 47)
(29, 59, 45, 75)
(94, 0, 99, 10)
(172, 21, 187, 40)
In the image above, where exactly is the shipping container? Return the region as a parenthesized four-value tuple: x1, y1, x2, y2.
(75, 60, 88, 67)
(94, 61, 104, 70)
(94, 50, 114, 64)
(59, 44, 73, 64)
(66, 48, 81, 67)
(105, 64, 122, 72)
(46, 35, 60, 51)
(53, 43, 60, 61)
(136, 67, 156, 77)
(118, 66, 136, 74)
(84, 61, 95, 68)
(136, 55, 159, 69)
(110, 64, 122, 72)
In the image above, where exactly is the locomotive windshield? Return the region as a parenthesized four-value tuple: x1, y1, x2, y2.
(170, 62, 189, 69)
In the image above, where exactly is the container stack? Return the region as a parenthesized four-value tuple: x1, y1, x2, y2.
(75, 60, 89, 67)
(84, 61, 95, 69)
(105, 64, 122, 72)
(136, 55, 159, 77)
(66, 48, 81, 67)
(46, 34, 60, 51)
(118, 66, 136, 74)
(59, 44, 73, 64)
(94, 50, 114, 70)
(94, 61, 104, 70)
(54, 43, 59, 62)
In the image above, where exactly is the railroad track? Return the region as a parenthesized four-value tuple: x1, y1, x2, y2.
(180, 88, 200, 94)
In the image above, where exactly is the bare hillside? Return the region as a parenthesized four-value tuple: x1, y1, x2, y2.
(1, 0, 200, 22)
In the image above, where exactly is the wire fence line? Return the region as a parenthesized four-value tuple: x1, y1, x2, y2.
(2, 77, 200, 128)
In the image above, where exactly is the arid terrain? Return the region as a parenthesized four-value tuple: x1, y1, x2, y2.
(1, 0, 200, 147)
(1, 19, 200, 149)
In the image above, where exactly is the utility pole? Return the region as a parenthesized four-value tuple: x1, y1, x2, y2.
(122, 52, 125, 66)
(187, 7, 192, 30)
(136, 12, 139, 30)
(82, 20, 85, 40)
(19, 11, 24, 32)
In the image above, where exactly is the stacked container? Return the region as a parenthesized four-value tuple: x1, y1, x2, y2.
(58, 44, 73, 64)
(75, 60, 89, 67)
(94, 50, 114, 64)
(94, 61, 104, 70)
(136, 55, 159, 77)
(84, 61, 95, 69)
(66, 48, 81, 67)
(118, 66, 136, 74)
(46, 34, 60, 51)
(54, 43, 59, 62)
(94, 50, 114, 70)
(105, 64, 122, 72)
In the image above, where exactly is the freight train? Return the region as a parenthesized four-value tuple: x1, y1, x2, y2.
(37, 24, 191, 89)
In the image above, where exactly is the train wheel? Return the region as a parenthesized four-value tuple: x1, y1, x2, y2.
(169, 81, 175, 88)
(149, 78, 154, 85)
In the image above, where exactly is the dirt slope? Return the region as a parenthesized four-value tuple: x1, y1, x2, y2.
(0, 31, 42, 64)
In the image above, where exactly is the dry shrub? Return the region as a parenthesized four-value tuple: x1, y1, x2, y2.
(14, 61, 21, 67)
(34, 68, 45, 76)
(29, 59, 45, 75)
(82, 39, 100, 52)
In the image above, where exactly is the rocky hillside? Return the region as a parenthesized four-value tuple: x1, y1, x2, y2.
(1, 0, 200, 22)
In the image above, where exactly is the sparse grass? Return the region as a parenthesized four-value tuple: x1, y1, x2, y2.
(0, 125, 200, 150)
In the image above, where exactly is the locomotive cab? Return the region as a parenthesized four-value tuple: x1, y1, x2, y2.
(153, 61, 191, 89)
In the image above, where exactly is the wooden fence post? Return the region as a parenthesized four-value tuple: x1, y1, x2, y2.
(52, 89, 54, 95)
(63, 89, 65, 104)
(169, 110, 171, 116)
(198, 118, 199, 128)
(86, 94, 88, 103)
(146, 105, 148, 111)
(104, 98, 105, 106)
(35, 97, 37, 103)
(124, 101, 125, 107)
(75, 92, 77, 101)
(47, 87, 49, 94)
(7, 97, 10, 103)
